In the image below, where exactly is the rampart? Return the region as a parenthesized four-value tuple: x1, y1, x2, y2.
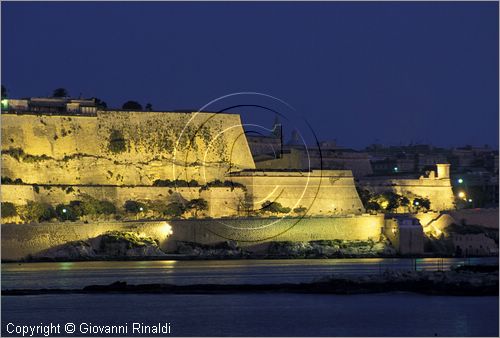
(230, 170, 364, 215)
(0, 184, 245, 218)
(1, 215, 385, 261)
(360, 176, 455, 211)
(1, 111, 255, 185)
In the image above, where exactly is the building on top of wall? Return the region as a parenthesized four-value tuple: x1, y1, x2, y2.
(246, 122, 373, 177)
(3, 97, 98, 115)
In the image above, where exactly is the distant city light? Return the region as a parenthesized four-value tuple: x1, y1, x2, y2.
(458, 191, 466, 199)
(393, 167, 398, 172)
(457, 178, 464, 184)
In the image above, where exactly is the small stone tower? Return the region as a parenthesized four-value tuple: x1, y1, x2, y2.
(436, 163, 450, 179)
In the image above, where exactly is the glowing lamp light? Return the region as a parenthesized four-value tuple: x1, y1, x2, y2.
(62, 208, 67, 213)
(414, 201, 420, 206)
(468, 199, 473, 203)
(458, 192, 466, 199)
(160, 222, 173, 237)
(457, 178, 464, 184)
(393, 167, 398, 172)
(139, 207, 144, 211)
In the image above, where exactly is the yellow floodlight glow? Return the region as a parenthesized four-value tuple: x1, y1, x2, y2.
(457, 191, 466, 199)
(160, 222, 173, 237)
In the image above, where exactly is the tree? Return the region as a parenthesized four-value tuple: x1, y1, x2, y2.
(124, 200, 147, 214)
(261, 200, 291, 214)
(92, 97, 107, 109)
(293, 206, 307, 215)
(187, 198, 208, 217)
(145, 103, 153, 111)
(52, 88, 68, 98)
(19, 201, 55, 223)
(162, 202, 185, 218)
(55, 204, 78, 221)
(1, 85, 7, 99)
(1, 202, 17, 218)
(122, 101, 142, 110)
(413, 197, 431, 212)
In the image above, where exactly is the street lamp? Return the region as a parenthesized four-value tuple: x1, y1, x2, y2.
(457, 178, 464, 184)
(458, 191, 466, 199)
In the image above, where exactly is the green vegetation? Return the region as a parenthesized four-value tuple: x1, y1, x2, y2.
(100, 231, 158, 250)
(200, 179, 246, 191)
(1, 202, 17, 218)
(356, 187, 430, 213)
(152, 179, 199, 187)
(18, 201, 55, 223)
(1, 177, 24, 184)
(413, 197, 431, 212)
(55, 204, 79, 221)
(121, 101, 142, 110)
(293, 206, 307, 215)
(52, 88, 68, 97)
(3, 147, 52, 163)
(124, 200, 147, 214)
(186, 198, 208, 217)
(261, 201, 291, 214)
(161, 202, 186, 218)
(108, 129, 127, 153)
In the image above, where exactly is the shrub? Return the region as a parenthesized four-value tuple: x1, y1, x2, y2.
(79, 195, 116, 216)
(124, 200, 147, 213)
(293, 206, 307, 215)
(261, 200, 291, 214)
(413, 197, 431, 211)
(98, 200, 116, 215)
(161, 202, 186, 218)
(152, 179, 199, 187)
(1, 202, 17, 218)
(108, 129, 126, 153)
(55, 204, 78, 221)
(19, 201, 55, 223)
(186, 198, 208, 216)
(200, 180, 246, 191)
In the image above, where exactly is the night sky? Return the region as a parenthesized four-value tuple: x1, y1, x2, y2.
(2, 1, 498, 149)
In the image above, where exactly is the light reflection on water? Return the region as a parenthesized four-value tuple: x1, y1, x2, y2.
(2, 257, 497, 290)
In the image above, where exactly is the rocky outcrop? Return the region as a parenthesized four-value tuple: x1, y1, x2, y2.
(30, 231, 166, 261)
(267, 239, 396, 258)
(175, 241, 249, 259)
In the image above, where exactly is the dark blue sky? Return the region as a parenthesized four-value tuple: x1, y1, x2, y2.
(2, 1, 498, 149)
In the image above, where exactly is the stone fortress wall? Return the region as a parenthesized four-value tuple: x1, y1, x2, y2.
(230, 170, 364, 215)
(1, 111, 255, 185)
(1, 216, 385, 261)
(360, 164, 456, 211)
(0, 184, 245, 219)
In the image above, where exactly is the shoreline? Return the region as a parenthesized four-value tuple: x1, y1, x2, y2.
(2, 253, 498, 264)
(4, 269, 498, 297)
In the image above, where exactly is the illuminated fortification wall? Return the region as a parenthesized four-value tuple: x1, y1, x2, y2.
(1, 215, 384, 260)
(361, 177, 455, 211)
(360, 165, 455, 211)
(230, 170, 365, 215)
(1, 111, 255, 185)
(1, 184, 245, 218)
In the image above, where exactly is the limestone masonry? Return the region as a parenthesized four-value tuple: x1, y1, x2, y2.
(0, 106, 463, 259)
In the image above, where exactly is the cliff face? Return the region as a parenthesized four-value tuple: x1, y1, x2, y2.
(1, 111, 256, 185)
